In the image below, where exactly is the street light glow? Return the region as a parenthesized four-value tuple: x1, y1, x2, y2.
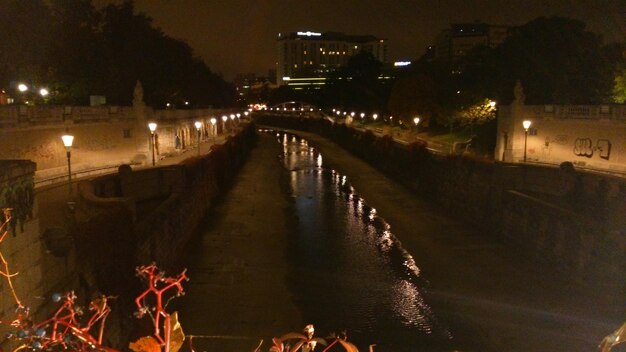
(523, 120, 532, 130)
(210, 117, 217, 125)
(61, 134, 74, 149)
(148, 122, 157, 132)
(413, 117, 420, 125)
(18, 84, 28, 92)
(222, 115, 228, 122)
(373, 114, 378, 120)
(194, 121, 202, 130)
(39, 88, 49, 97)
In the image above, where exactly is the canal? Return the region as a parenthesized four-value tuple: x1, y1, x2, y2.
(279, 130, 452, 350)
(179, 130, 454, 351)
(179, 128, 612, 352)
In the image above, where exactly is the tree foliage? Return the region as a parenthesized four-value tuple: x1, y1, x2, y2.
(389, 16, 623, 133)
(0, 0, 235, 107)
(492, 16, 615, 104)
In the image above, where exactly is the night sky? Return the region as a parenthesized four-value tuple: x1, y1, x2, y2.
(98, 0, 625, 80)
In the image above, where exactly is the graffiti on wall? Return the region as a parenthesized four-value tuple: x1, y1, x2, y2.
(0, 176, 35, 235)
(573, 138, 612, 160)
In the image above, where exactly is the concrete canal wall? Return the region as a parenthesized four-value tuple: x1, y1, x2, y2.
(76, 124, 256, 294)
(256, 114, 626, 293)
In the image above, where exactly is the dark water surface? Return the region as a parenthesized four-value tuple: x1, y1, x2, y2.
(275, 130, 453, 351)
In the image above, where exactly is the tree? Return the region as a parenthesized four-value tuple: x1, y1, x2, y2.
(493, 16, 615, 104)
(454, 98, 497, 132)
(0, 0, 53, 89)
(614, 69, 626, 103)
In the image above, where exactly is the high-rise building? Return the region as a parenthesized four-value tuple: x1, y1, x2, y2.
(434, 23, 508, 61)
(276, 31, 388, 86)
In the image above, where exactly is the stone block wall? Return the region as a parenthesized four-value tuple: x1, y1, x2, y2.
(0, 161, 45, 343)
(496, 104, 626, 173)
(0, 105, 242, 184)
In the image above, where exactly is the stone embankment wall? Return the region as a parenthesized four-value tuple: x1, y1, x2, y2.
(496, 103, 626, 173)
(256, 114, 626, 293)
(0, 105, 240, 183)
(63, 124, 256, 348)
(76, 124, 256, 295)
(0, 161, 78, 345)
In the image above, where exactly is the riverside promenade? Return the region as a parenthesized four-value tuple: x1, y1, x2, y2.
(35, 133, 230, 235)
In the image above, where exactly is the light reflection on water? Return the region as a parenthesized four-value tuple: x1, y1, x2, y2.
(264, 130, 453, 351)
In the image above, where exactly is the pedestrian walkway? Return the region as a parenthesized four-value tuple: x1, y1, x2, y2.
(177, 133, 302, 351)
(35, 130, 234, 235)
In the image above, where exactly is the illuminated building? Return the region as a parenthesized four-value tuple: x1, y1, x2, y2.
(276, 31, 388, 86)
(434, 22, 509, 61)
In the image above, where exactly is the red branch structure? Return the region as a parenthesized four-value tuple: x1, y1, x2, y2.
(134, 263, 188, 352)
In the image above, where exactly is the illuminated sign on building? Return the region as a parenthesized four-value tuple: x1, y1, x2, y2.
(297, 31, 322, 37)
(394, 61, 412, 67)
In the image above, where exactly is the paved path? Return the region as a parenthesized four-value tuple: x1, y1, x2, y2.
(178, 133, 302, 351)
(35, 133, 232, 233)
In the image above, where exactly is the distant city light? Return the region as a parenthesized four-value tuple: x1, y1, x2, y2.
(39, 88, 49, 97)
(17, 83, 28, 92)
(394, 61, 412, 67)
(297, 31, 321, 37)
(283, 77, 291, 81)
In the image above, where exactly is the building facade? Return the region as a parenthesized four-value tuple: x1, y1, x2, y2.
(276, 31, 388, 86)
(435, 22, 508, 61)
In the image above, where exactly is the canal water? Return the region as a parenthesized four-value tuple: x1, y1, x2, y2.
(275, 130, 453, 351)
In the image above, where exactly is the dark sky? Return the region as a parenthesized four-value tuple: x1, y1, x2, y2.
(99, 0, 624, 80)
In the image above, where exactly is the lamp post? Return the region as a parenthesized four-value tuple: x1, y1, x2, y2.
(413, 116, 420, 135)
(522, 120, 531, 163)
(148, 122, 157, 166)
(61, 134, 74, 195)
(222, 115, 228, 134)
(210, 117, 217, 142)
(194, 121, 202, 156)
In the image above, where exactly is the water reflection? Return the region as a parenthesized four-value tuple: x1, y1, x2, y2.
(265, 130, 453, 351)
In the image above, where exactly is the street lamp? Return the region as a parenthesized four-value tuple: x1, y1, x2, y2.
(522, 120, 531, 163)
(194, 121, 202, 156)
(373, 114, 378, 121)
(61, 134, 74, 195)
(210, 117, 217, 142)
(148, 122, 157, 166)
(222, 115, 228, 133)
(413, 116, 421, 135)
